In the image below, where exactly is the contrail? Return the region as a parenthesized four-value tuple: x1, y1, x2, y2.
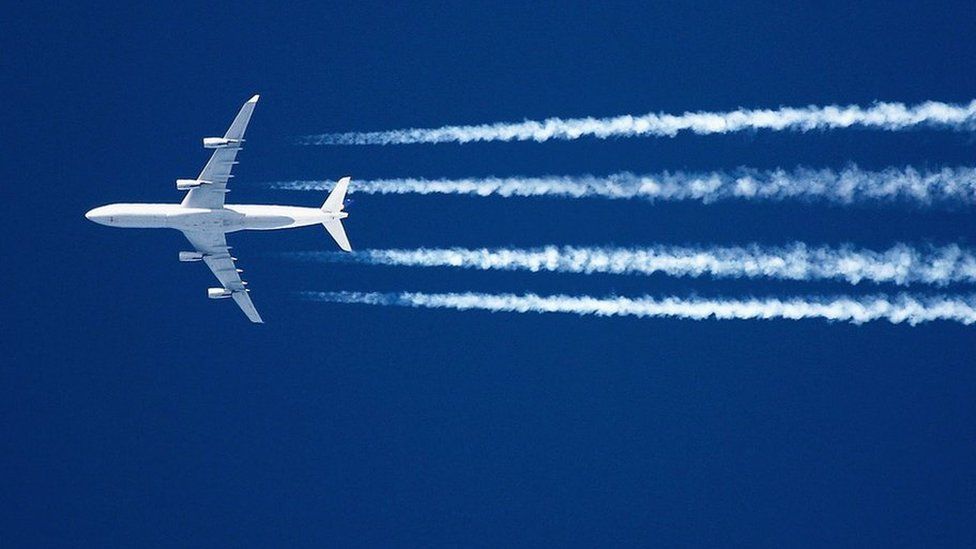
(265, 166, 976, 205)
(302, 100, 976, 145)
(302, 291, 976, 325)
(289, 243, 976, 286)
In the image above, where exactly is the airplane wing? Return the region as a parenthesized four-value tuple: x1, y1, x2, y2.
(182, 230, 263, 323)
(181, 95, 260, 210)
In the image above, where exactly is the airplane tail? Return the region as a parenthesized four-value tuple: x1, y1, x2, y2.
(322, 177, 352, 252)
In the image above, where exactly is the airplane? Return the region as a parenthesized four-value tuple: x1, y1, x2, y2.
(85, 95, 351, 323)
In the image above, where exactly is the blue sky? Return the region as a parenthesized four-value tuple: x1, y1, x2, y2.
(3, 2, 976, 546)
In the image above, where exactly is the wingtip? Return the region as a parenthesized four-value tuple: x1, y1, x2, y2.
(248, 94, 260, 103)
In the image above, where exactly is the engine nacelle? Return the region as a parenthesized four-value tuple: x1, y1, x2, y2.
(203, 137, 241, 149)
(208, 288, 233, 299)
(179, 251, 204, 262)
(176, 178, 213, 191)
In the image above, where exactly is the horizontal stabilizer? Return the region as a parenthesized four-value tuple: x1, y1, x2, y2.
(322, 176, 351, 212)
(323, 219, 351, 252)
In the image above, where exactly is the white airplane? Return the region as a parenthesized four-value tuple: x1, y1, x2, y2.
(85, 95, 351, 323)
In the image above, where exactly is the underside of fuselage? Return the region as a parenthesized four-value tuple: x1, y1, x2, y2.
(84, 203, 331, 231)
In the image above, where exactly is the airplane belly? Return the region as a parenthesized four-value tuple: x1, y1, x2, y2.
(113, 215, 168, 228)
(166, 209, 246, 231)
(226, 206, 321, 230)
(240, 215, 299, 230)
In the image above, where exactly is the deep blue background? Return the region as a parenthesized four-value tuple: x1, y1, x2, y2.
(3, 2, 976, 546)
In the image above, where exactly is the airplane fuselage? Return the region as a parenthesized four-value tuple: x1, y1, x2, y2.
(85, 203, 346, 232)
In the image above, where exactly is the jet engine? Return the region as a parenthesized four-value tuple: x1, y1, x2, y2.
(179, 251, 204, 262)
(176, 179, 212, 190)
(208, 288, 233, 299)
(203, 137, 241, 149)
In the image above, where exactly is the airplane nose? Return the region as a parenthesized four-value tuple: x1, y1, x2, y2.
(86, 207, 110, 225)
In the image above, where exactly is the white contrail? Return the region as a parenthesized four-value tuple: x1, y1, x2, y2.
(266, 166, 976, 205)
(302, 100, 976, 145)
(302, 291, 976, 325)
(289, 243, 976, 286)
